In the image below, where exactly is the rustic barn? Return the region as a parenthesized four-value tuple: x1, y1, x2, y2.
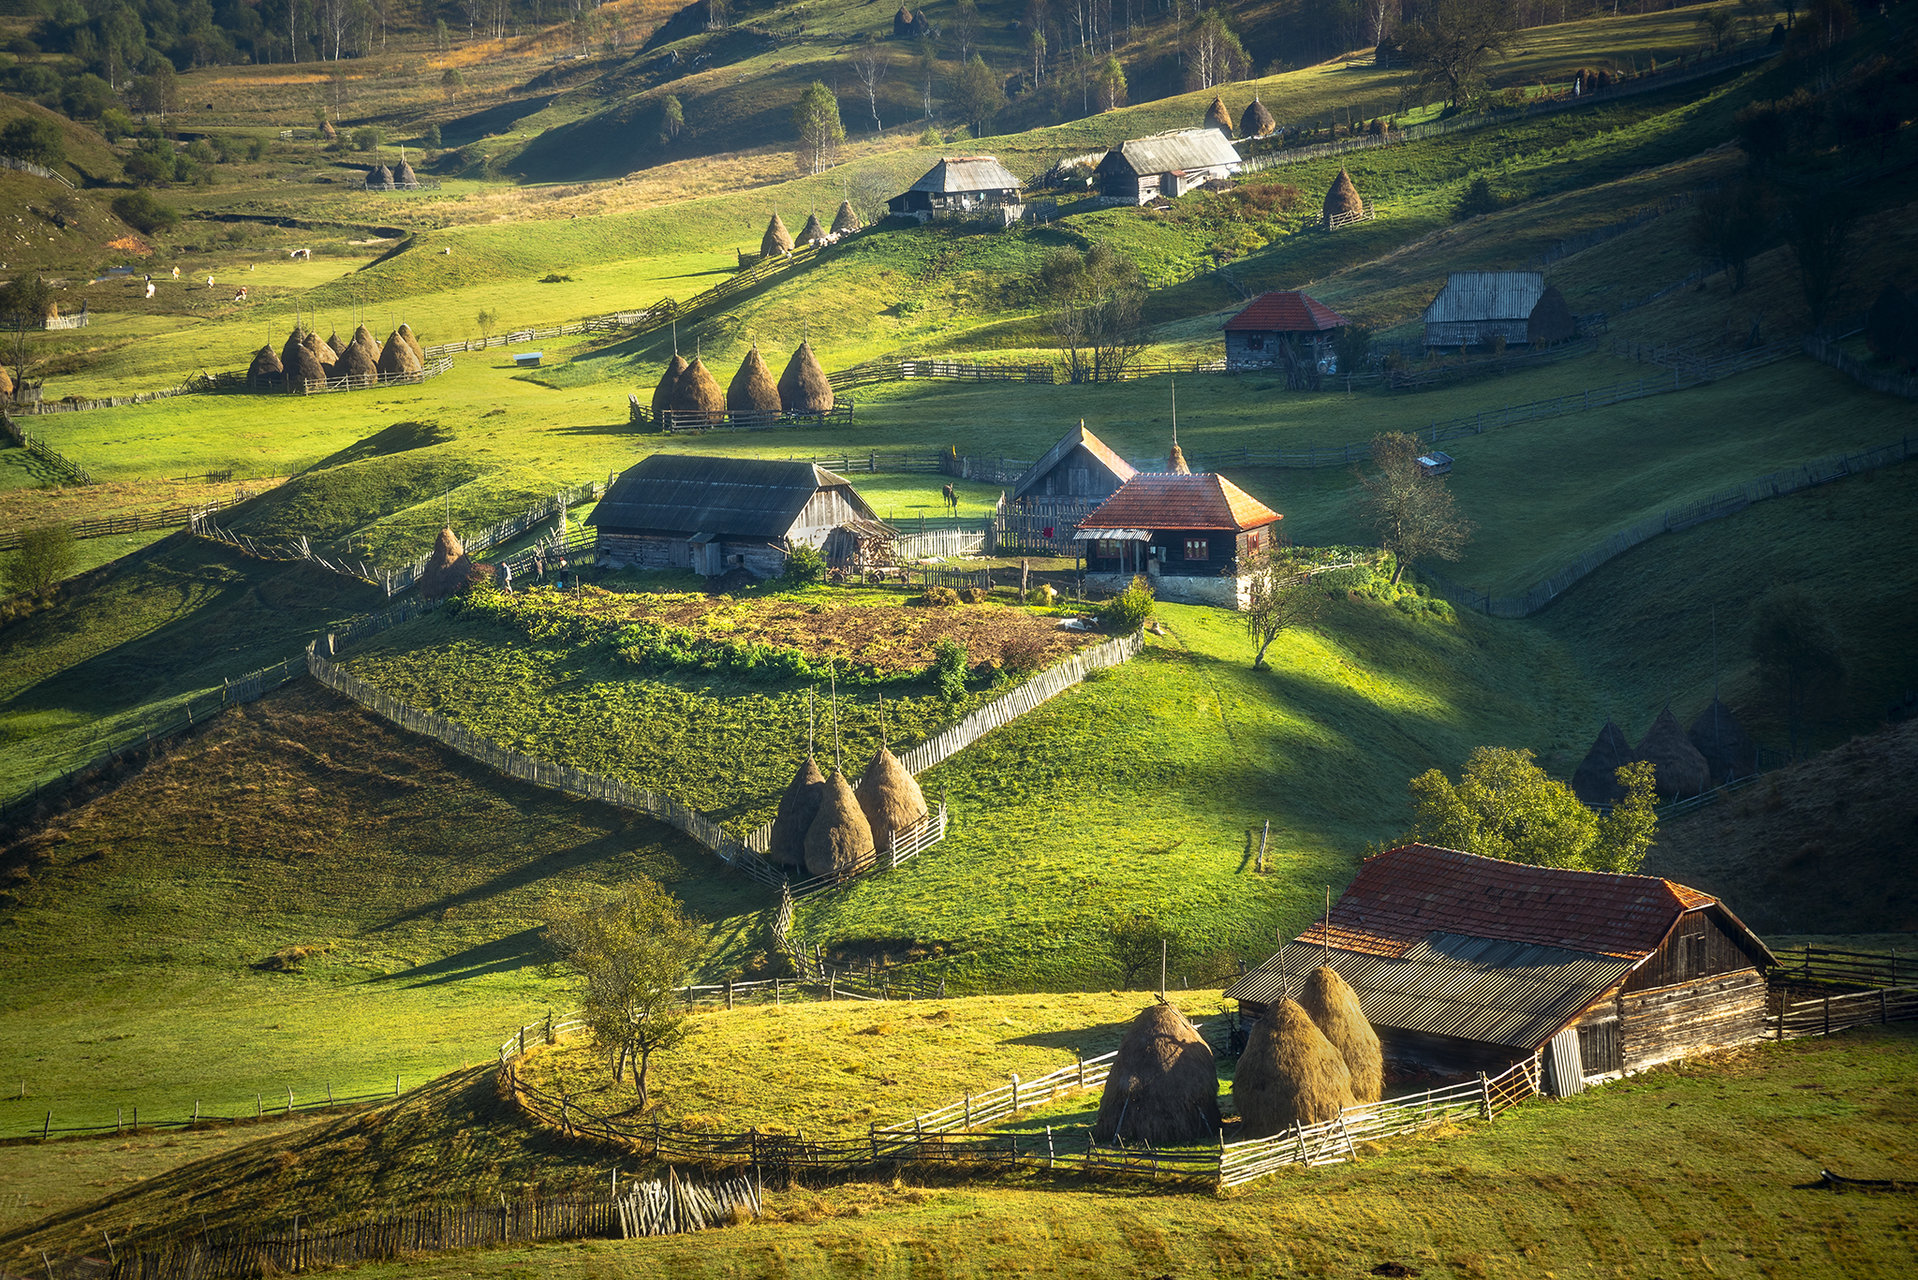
(1011, 420, 1137, 504)
(587, 455, 890, 579)
(1226, 844, 1776, 1085)
(1075, 471, 1281, 609)
(1223, 290, 1346, 372)
(1422, 271, 1576, 350)
(888, 157, 1024, 223)
(1096, 128, 1243, 204)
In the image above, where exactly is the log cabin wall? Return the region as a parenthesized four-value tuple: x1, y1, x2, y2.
(1618, 970, 1768, 1072)
(1623, 909, 1767, 992)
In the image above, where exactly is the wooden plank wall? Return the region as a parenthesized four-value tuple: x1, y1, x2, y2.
(1619, 970, 1767, 1072)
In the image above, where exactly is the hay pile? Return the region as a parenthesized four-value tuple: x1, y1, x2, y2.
(367, 164, 393, 189)
(798, 212, 827, 246)
(1689, 698, 1756, 786)
(778, 341, 834, 414)
(279, 326, 308, 374)
(1232, 999, 1355, 1138)
(283, 336, 326, 394)
(326, 330, 348, 358)
(1167, 440, 1190, 474)
(652, 353, 688, 415)
(377, 330, 423, 378)
(0, 363, 13, 398)
(394, 157, 419, 187)
(303, 332, 336, 372)
(1205, 94, 1233, 135)
(804, 771, 875, 878)
(767, 756, 826, 869)
(417, 527, 487, 599)
(1092, 1003, 1222, 1146)
(246, 344, 282, 389)
(1323, 169, 1364, 223)
(855, 745, 927, 854)
(1571, 718, 1634, 806)
(670, 355, 726, 420)
(1240, 96, 1276, 139)
(831, 200, 861, 236)
(1636, 706, 1711, 799)
(727, 345, 783, 415)
(1527, 285, 1576, 345)
(762, 212, 794, 257)
(335, 324, 381, 379)
(1295, 966, 1382, 1103)
(396, 323, 425, 365)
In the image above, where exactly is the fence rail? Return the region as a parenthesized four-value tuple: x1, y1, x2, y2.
(1771, 985, 1918, 1039)
(826, 358, 1058, 392)
(0, 152, 75, 186)
(377, 481, 602, 596)
(893, 528, 989, 559)
(0, 409, 93, 484)
(1802, 333, 1918, 399)
(1773, 945, 1914, 991)
(298, 355, 454, 395)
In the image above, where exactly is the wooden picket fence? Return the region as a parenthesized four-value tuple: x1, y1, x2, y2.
(635, 403, 854, 433)
(1803, 333, 1918, 399)
(377, 481, 601, 596)
(826, 357, 1057, 392)
(892, 527, 988, 559)
(1771, 945, 1915, 990)
(0, 410, 93, 484)
(297, 355, 454, 394)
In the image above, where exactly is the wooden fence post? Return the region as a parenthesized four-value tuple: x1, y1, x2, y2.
(1479, 1072, 1492, 1120)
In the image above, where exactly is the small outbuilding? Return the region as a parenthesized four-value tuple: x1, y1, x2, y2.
(1222, 289, 1346, 372)
(888, 156, 1024, 224)
(1422, 271, 1576, 350)
(1096, 128, 1242, 204)
(1075, 470, 1282, 610)
(1011, 420, 1138, 504)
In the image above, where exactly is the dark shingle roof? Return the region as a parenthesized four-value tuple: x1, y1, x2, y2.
(1224, 290, 1347, 333)
(588, 454, 872, 539)
(908, 156, 1022, 194)
(1076, 473, 1281, 533)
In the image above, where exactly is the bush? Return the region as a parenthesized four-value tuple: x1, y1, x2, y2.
(112, 189, 178, 233)
(5, 523, 76, 597)
(782, 542, 826, 585)
(957, 585, 989, 603)
(1098, 575, 1154, 631)
(351, 126, 383, 152)
(424, 123, 442, 147)
(1453, 175, 1502, 221)
(0, 115, 63, 168)
(920, 585, 959, 606)
(929, 638, 968, 699)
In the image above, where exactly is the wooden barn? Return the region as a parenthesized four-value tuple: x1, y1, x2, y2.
(1422, 271, 1577, 350)
(1011, 420, 1138, 504)
(1223, 290, 1347, 371)
(1075, 469, 1281, 609)
(587, 454, 892, 579)
(1096, 128, 1243, 204)
(1226, 844, 1776, 1086)
(888, 157, 1025, 224)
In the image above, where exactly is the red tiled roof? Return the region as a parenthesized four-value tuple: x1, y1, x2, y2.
(1224, 290, 1347, 334)
(1076, 473, 1282, 532)
(1292, 844, 1734, 961)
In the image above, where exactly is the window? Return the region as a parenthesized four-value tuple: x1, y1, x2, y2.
(1247, 531, 1261, 555)
(1184, 538, 1209, 561)
(1097, 540, 1125, 560)
(1245, 334, 1265, 351)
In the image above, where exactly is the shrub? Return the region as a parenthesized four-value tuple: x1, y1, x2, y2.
(424, 123, 442, 147)
(1031, 582, 1058, 607)
(1453, 175, 1502, 221)
(1000, 630, 1048, 673)
(112, 189, 178, 233)
(1098, 575, 1154, 631)
(539, 272, 574, 282)
(782, 542, 826, 585)
(929, 638, 968, 699)
(351, 125, 383, 152)
(920, 585, 959, 606)
(0, 115, 62, 168)
(957, 585, 989, 603)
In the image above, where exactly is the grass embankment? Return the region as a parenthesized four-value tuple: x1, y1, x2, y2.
(0, 681, 762, 1141)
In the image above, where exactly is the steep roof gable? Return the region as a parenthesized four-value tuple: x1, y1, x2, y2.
(1103, 128, 1242, 177)
(910, 156, 1022, 194)
(1011, 421, 1138, 499)
(1423, 271, 1547, 324)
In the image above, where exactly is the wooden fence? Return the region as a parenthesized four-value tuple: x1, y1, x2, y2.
(192, 517, 380, 585)
(742, 798, 950, 901)
(826, 358, 1057, 392)
(1771, 986, 1918, 1039)
(634, 404, 855, 433)
(377, 480, 602, 596)
(421, 314, 655, 359)
(0, 152, 74, 186)
(0, 490, 260, 550)
(0, 409, 93, 484)
(297, 355, 454, 395)
(1802, 333, 1918, 399)
(894, 528, 989, 559)
(1771, 945, 1915, 991)
(14, 382, 201, 417)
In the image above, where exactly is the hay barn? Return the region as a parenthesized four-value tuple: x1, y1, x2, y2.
(1095, 128, 1242, 204)
(587, 454, 891, 579)
(1226, 844, 1776, 1087)
(1075, 471, 1281, 609)
(1422, 271, 1576, 350)
(888, 157, 1024, 224)
(1223, 290, 1346, 371)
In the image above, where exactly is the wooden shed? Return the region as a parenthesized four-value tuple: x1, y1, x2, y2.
(1223, 290, 1347, 372)
(1226, 844, 1776, 1085)
(1422, 271, 1575, 350)
(1096, 128, 1243, 205)
(1075, 470, 1281, 610)
(587, 454, 890, 579)
(1011, 420, 1137, 504)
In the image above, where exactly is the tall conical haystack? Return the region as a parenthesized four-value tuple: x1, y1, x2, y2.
(335, 323, 381, 379)
(1688, 698, 1756, 786)
(804, 771, 875, 879)
(777, 341, 834, 414)
(246, 344, 282, 389)
(377, 330, 423, 378)
(1635, 706, 1711, 799)
(0, 363, 14, 397)
(797, 212, 827, 246)
(762, 212, 794, 257)
(652, 353, 688, 415)
(283, 338, 325, 394)
(727, 345, 783, 415)
(304, 333, 336, 370)
(855, 745, 927, 854)
(1205, 94, 1233, 135)
(768, 756, 827, 869)
(669, 355, 726, 420)
(1240, 96, 1276, 139)
(326, 330, 348, 357)
(396, 322, 425, 365)
(279, 326, 309, 375)
(1232, 998, 1355, 1138)
(1571, 719, 1634, 806)
(368, 163, 393, 189)
(418, 527, 486, 599)
(394, 157, 418, 187)
(1295, 966, 1382, 1103)
(1323, 168, 1364, 224)
(1168, 440, 1190, 474)
(1092, 1004, 1222, 1146)
(830, 199, 861, 236)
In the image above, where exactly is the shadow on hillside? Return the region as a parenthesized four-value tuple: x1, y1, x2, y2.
(442, 94, 559, 148)
(305, 420, 455, 472)
(373, 927, 553, 987)
(1007, 1019, 1134, 1054)
(376, 830, 633, 931)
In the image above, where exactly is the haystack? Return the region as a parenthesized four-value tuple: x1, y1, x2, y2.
(1168, 439, 1190, 474)
(377, 330, 423, 378)
(335, 323, 381, 379)
(417, 527, 486, 599)
(803, 771, 875, 879)
(797, 211, 827, 247)
(1571, 719, 1634, 806)
(855, 744, 927, 854)
(1232, 998, 1354, 1138)
(367, 163, 394, 190)
(1204, 94, 1233, 136)
(396, 322, 425, 365)
(1527, 284, 1576, 345)
(283, 338, 325, 394)
(1323, 168, 1364, 223)
(0, 363, 14, 398)
(669, 355, 726, 420)
(652, 353, 688, 415)
(762, 212, 794, 257)
(830, 199, 861, 236)
(1635, 706, 1711, 799)
(767, 755, 827, 869)
(394, 157, 419, 188)
(1295, 966, 1382, 1103)
(1091, 1003, 1222, 1146)
(326, 330, 348, 357)
(1240, 95, 1276, 139)
(777, 341, 834, 414)
(246, 344, 282, 389)
(727, 345, 783, 416)
(303, 333, 336, 370)
(1688, 698, 1756, 786)
(279, 326, 309, 374)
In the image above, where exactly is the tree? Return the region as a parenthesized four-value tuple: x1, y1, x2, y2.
(1038, 242, 1146, 382)
(112, 189, 179, 234)
(1689, 179, 1770, 292)
(657, 93, 684, 145)
(127, 62, 181, 121)
(1094, 55, 1125, 110)
(546, 881, 699, 1106)
(949, 0, 980, 60)
(1333, 323, 1372, 378)
(1186, 8, 1248, 91)
(441, 67, 465, 104)
(5, 523, 77, 598)
(1107, 910, 1178, 988)
(1406, 746, 1660, 874)
(1783, 195, 1854, 328)
(1356, 432, 1473, 585)
(0, 275, 53, 393)
(1748, 585, 1844, 759)
(849, 39, 889, 132)
(1397, 0, 1516, 108)
(792, 80, 844, 175)
(1697, 6, 1735, 50)
(1243, 540, 1321, 669)
(946, 54, 1004, 137)
(0, 117, 64, 169)
(476, 307, 498, 339)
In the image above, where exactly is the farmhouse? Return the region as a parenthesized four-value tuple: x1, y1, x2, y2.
(1422, 271, 1577, 350)
(1011, 420, 1137, 503)
(1096, 128, 1242, 204)
(587, 454, 891, 578)
(1075, 467, 1282, 609)
(888, 157, 1025, 224)
(1223, 290, 1347, 371)
(1226, 844, 1776, 1085)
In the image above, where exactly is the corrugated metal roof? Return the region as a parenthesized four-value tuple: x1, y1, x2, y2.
(1011, 422, 1138, 499)
(1422, 271, 1547, 324)
(1076, 473, 1282, 533)
(1223, 290, 1347, 334)
(909, 156, 1022, 194)
(587, 454, 874, 539)
(1225, 933, 1634, 1050)
(1102, 128, 1242, 178)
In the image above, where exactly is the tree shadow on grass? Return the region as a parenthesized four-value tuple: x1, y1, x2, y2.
(371, 927, 554, 987)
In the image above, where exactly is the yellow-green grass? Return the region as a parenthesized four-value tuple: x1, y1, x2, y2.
(0, 681, 764, 1141)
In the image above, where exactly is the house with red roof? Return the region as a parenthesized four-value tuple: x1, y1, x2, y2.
(1074, 450, 1282, 609)
(1223, 289, 1347, 372)
(1226, 844, 1776, 1088)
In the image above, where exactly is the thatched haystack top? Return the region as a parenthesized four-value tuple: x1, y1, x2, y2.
(777, 341, 835, 414)
(418, 526, 487, 599)
(797, 212, 827, 246)
(367, 164, 394, 189)
(377, 330, 422, 377)
(247, 344, 282, 379)
(1571, 718, 1635, 806)
(762, 211, 794, 257)
(855, 745, 927, 852)
(726, 345, 783, 415)
(804, 770, 875, 879)
(326, 330, 347, 356)
(1688, 698, 1755, 785)
(831, 199, 861, 235)
(396, 322, 424, 364)
(1527, 284, 1576, 345)
(768, 755, 827, 869)
(1232, 998, 1353, 1137)
(279, 327, 308, 371)
(652, 352, 689, 414)
(1240, 96, 1276, 138)
(1092, 1003, 1221, 1146)
(1204, 94, 1233, 135)
(283, 337, 325, 393)
(1167, 441, 1190, 474)
(1636, 706, 1710, 799)
(304, 333, 336, 369)
(669, 355, 726, 415)
(1296, 965, 1382, 1103)
(336, 323, 381, 378)
(1323, 168, 1363, 221)
(394, 158, 419, 187)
